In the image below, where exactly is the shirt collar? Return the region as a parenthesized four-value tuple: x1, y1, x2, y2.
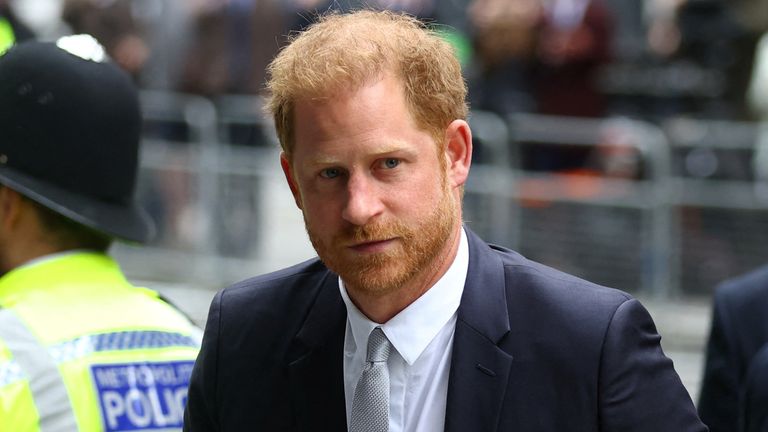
(339, 228, 469, 365)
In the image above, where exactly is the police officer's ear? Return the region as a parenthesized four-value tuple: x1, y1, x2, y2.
(0, 186, 24, 230)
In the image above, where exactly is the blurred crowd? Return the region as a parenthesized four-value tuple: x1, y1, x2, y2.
(1, 0, 766, 123)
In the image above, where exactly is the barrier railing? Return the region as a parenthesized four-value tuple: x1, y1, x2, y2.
(113, 91, 768, 299)
(465, 113, 674, 296)
(663, 117, 768, 295)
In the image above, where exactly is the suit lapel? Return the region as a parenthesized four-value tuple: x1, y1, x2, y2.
(445, 229, 514, 432)
(287, 271, 348, 431)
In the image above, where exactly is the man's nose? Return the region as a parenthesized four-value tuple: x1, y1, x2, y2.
(341, 173, 384, 226)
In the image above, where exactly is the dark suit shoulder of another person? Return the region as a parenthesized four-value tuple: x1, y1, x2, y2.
(699, 264, 768, 432)
(742, 343, 768, 432)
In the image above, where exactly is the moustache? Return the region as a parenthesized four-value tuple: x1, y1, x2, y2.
(335, 220, 414, 246)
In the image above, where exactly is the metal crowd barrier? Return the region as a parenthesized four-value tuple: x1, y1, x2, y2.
(663, 117, 768, 296)
(112, 91, 768, 300)
(113, 91, 291, 288)
(465, 113, 673, 297)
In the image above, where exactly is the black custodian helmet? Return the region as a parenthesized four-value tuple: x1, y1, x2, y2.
(0, 35, 154, 243)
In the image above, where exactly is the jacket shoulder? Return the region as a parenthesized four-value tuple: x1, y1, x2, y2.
(206, 257, 333, 332)
(484, 243, 638, 349)
(490, 243, 633, 306)
(227, 257, 329, 285)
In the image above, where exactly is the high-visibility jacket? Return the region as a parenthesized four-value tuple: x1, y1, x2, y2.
(0, 252, 201, 432)
(0, 16, 14, 54)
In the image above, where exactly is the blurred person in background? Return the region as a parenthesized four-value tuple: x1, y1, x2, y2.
(0, 36, 200, 431)
(179, 0, 284, 95)
(466, 0, 540, 115)
(645, 0, 768, 119)
(281, 0, 334, 32)
(62, 0, 149, 77)
(739, 344, 768, 431)
(60, 0, 222, 92)
(748, 33, 768, 195)
(698, 266, 768, 431)
(282, 0, 436, 34)
(184, 10, 705, 431)
(129, 0, 196, 91)
(358, 0, 436, 17)
(724, 0, 768, 119)
(0, 0, 35, 54)
(748, 32, 768, 119)
(474, 0, 616, 176)
(697, 37, 768, 427)
(533, 0, 614, 118)
(644, 0, 687, 59)
(6, 0, 68, 40)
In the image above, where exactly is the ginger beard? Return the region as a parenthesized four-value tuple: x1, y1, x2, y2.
(304, 174, 457, 298)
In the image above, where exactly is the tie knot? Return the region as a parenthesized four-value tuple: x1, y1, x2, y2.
(366, 327, 391, 363)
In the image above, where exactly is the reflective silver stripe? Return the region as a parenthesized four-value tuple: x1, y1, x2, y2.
(49, 330, 199, 363)
(0, 359, 25, 387)
(0, 309, 78, 432)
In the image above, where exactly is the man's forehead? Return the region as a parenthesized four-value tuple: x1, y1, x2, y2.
(292, 70, 401, 104)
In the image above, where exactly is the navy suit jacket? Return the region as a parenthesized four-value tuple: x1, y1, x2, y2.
(699, 265, 768, 432)
(184, 228, 706, 431)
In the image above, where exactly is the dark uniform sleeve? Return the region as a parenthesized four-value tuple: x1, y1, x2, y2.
(183, 290, 223, 432)
(698, 288, 739, 432)
(599, 299, 708, 431)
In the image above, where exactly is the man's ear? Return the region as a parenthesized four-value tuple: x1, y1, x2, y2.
(443, 119, 472, 189)
(280, 152, 303, 210)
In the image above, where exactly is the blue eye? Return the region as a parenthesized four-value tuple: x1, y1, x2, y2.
(320, 168, 341, 179)
(383, 158, 400, 169)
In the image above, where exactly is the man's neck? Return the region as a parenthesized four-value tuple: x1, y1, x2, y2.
(348, 225, 463, 323)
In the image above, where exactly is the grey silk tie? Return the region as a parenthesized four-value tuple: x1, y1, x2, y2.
(349, 327, 392, 432)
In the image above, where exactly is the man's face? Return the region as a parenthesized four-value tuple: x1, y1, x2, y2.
(282, 74, 462, 298)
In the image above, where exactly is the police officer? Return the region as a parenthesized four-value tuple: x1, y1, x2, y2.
(0, 36, 200, 431)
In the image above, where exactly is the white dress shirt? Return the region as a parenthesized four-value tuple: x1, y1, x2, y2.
(339, 228, 469, 432)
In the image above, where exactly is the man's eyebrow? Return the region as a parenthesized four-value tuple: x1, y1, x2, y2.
(367, 145, 417, 160)
(307, 143, 417, 166)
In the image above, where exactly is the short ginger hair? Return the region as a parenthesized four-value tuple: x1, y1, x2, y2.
(265, 10, 468, 156)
